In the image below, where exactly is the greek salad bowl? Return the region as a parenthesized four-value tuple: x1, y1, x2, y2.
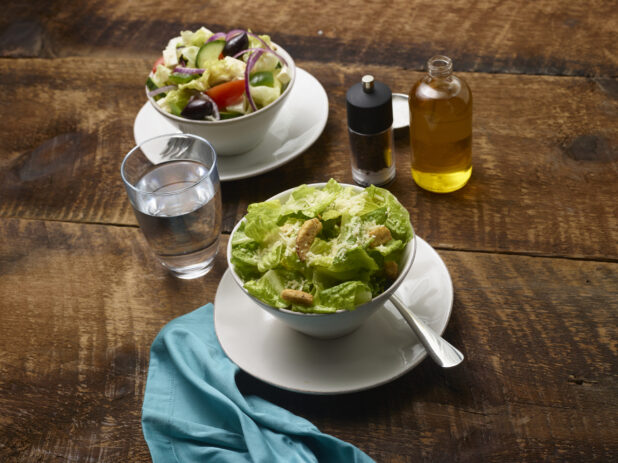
(226, 181, 417, 339)
(146, 28, 296, 156)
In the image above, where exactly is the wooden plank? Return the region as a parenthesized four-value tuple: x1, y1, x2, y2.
(0, 58, 616, 259)
(0, 218, 616, 461)
(0, 218, 225, 462)
(1, 0, 616, 76)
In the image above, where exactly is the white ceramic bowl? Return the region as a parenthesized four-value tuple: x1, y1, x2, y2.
(227, 183, 417, 339)
(146, 43, 296, 156)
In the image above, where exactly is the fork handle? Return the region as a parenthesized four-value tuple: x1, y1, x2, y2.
(390, 293, 464, 368)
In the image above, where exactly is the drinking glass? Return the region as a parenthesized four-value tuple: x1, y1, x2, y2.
(121, 134, 222, 279)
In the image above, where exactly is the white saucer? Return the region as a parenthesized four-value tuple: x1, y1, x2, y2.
(133, 68, 329, 182)
(214, 237, 454, 395)
(392, 93, 410, 129)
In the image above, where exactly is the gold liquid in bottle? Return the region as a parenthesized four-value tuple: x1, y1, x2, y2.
(409, 55, 472, 193)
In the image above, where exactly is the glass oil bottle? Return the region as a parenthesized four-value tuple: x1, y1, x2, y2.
(408, 55, 472, 193)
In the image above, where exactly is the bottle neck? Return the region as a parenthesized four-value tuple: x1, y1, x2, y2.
(427, 55, 453, 78)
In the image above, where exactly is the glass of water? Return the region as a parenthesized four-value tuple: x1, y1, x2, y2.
(121, 134, 222, 279)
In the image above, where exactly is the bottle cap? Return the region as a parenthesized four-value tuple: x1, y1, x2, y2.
(346, 75, 393, 134)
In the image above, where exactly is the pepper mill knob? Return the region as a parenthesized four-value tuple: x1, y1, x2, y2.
(362, 75, 374, 93)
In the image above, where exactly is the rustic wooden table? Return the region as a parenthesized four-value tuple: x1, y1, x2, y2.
(1, 1, 616, 461)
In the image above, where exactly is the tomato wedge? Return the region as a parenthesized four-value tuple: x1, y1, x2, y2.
(205, 80, 245, 109)
(152, 56, 165, 73)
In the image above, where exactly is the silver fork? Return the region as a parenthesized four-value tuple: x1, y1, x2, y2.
(157, 136, 194, 160)
(390, 293, 464, 368)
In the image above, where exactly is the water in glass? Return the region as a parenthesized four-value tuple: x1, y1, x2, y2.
(132, 160, 222, 278)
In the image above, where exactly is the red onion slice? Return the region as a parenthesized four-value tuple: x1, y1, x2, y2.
(232, 47, 264, 59)
(226, 29, 245, 40)
(147, 85, 177, 97)
(243, 49, 263, 112)
(246, 32, 288, 67)
(234, 47, 287, 69)
(206, 32, 226, 43)
(173, 66, 205, 75)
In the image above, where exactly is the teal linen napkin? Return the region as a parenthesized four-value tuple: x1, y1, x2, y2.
(142, 304, 375, 463)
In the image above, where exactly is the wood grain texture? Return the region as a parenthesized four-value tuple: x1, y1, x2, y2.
(1, 1, 617, 461)
(1, 0, 616, 76)
(0, 218, 227, 462)
(0, 218, 615, 462)
(0, 58, 616, 259)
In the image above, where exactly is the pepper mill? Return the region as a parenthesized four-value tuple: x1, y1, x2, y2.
(346, 75, 395, 186)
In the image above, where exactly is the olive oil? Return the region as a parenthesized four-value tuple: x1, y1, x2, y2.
(409, 56, 472, 193)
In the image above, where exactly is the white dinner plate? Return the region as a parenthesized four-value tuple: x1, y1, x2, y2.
(214, 236, 454, 395)
(133, 67, 329, 182)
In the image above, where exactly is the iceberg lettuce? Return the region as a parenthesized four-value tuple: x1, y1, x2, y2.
(207, 57, 246, 86)
(157, 88, 190, 115)
(180, 27, 213, 47)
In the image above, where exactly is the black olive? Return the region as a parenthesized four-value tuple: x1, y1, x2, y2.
(181, 97, 214, 120)
(222, 32, 249, 57)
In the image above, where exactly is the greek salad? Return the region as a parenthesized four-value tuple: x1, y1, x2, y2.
(146, 27, 292, 121)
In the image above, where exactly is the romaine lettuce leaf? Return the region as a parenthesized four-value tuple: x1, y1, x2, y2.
(257, 242, 285, 273)
(230, 224, 254, 246)
(314, 281, 372, 312)
(370, 238, 404, 257)
(279, 183, 336, 220)
(365, 185, 413, 241)
(333, 246, 379, 274)
(230, 241, 260, 281)
(244, 269, 311, 309)
(243, 200, 281, 244)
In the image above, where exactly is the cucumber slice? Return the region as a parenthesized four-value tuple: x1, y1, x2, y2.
(146, 77, 158, 91)
(196, 40, 225, 68)
(146, 77, 165, 100)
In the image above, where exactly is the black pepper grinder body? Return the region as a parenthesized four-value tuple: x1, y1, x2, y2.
(346, 75, 395, 186)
